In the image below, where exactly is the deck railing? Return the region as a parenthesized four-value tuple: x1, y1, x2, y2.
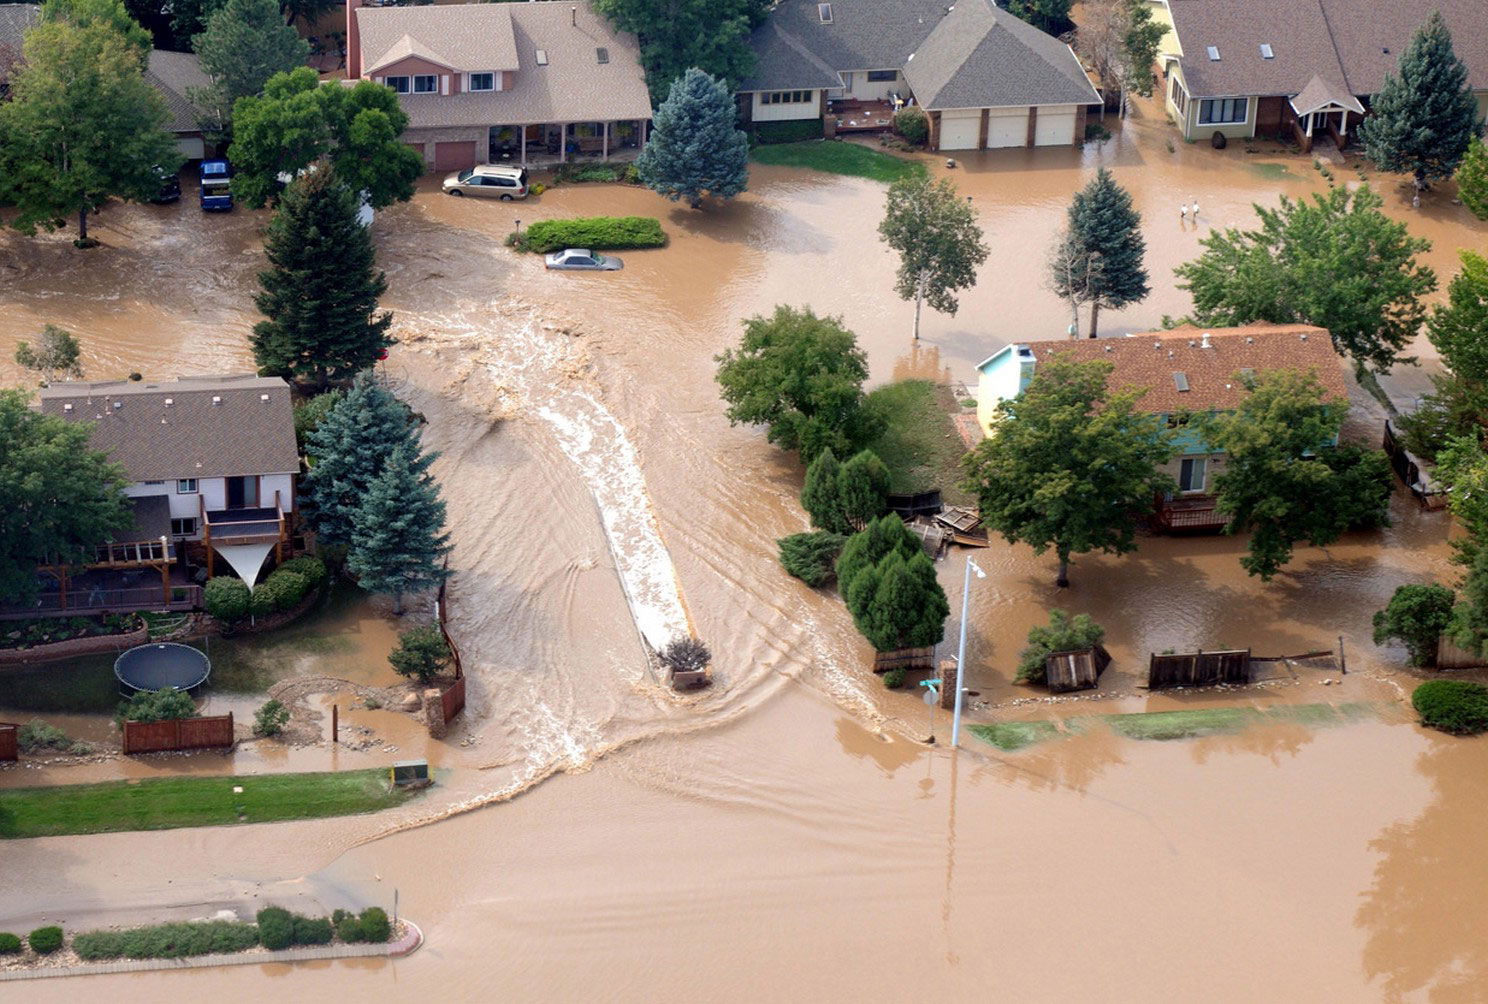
(0, 584, 200, 620)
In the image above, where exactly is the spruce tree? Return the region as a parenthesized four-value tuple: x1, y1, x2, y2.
(636, 67, 748, 209)
(1064, 168, 1148, 337)
(1359, 11, 1481, 191)
(301, 373, 426, 550)
(251, 168, 392, 389)
(347, 442, 452, 615)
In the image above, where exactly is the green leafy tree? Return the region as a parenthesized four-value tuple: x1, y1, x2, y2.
(1058, 168, 1148, 337)
(1174, 185, 1436, 374)
(190, 0, 309, 136)
(801, 448, 846, 533)
(279, 0, 335, 27)
(1075, 0, 1163, 112)
(347, 442, 453, 615)
(0, 391, 130, 602)
(251, 169, 392, 389)
(1459, 138, 1488, 220)
(1411, 679, 1488, 736)
(777, 530, 848, 587)
(293, 389, 343, 451)
(41, 0, 151, 57)
(301, 373, 424, 550)
(117, 687, 197, 723)
(1017, 610, 1105, 684)
(1435, 435, 1488, 545)
(252, 698, 290, 736)
(636, 67, 748, 209)
(1400, 251, 1488, 457)
(595, 0, 767, 101)
(837, 450, 891, 531)
(845, 549, 949, 653)
(0, 16, 180, 240)
(961, 355, 1173, 587)
(388, 625, 451, 683)
(715, 305, 885, 462)
(878, 175, 989, 341)
(1373, 584, 1455, 667)
(1006, 0, 1073, 36)
(1358, 11, 1481, 191)
(1120, 0, 1164, 98)
(228, 67, 425, 210)
(1200, 369, 1392, 580)
(203, 575, 250, 625)
(14, 325, 83, 384)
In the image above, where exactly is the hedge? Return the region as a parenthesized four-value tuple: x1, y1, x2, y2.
(754, 119, 824, 144)
(276, 555, 327, 590)
(331, 906, 389, 943)
(72, 920, 259, 960)
(513, 216, 666, 253)
(256, 906, 294, 950)
(1412, 679, 1488, 735)
(0, 933, 21, 954)
(28, 926, 63, 954)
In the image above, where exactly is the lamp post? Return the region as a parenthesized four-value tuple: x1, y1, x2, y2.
(951, 555, 985, 748)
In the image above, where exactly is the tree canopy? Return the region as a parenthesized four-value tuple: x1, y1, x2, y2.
(595, 0, 769, 101)
(42, 0, 150, 56)
(347, 441, 453, 615)
(14, 325, 84, 384)
(228, 67, 425, 209)
(837, 515, 948, 653)
(961, 355, 1173, 586)
(1459, 139, 1488, 221)
(635, 67, 748, 209)
(715, 305, 884, 462)
(1373, 584, 1455, 667)
(1173, 184, 1435, 374)
(801, 448, 890, 534)
(1017, 610, 1105, 684)
(1075, 0, 1163, 108)
(878, 175, 989, 341)
(0, 390, 131, 601)
(1060, 168, 1148, 337)
(1358, 11, 1481, 189)
(191, 0, 309, 135)
(1005, 0, 1073, 36)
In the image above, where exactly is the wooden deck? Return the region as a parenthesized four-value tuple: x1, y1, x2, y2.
(1152, 494, 1229, 532)
(827, 98, 898, 133)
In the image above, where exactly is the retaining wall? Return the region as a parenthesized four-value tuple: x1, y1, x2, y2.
(0, 624, 148, 666)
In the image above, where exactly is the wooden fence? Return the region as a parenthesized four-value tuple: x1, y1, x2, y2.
(1383, 420, 1448, 509)
(436, 577, 465, 722)
(1147, 649, 1251, 690)
(873, 646, 936, 673)
(1436, 634, 1487, 670)
(122, 713, 234, 754)
(1046, 644, 1111, 694)
(0, 723, 16, 761)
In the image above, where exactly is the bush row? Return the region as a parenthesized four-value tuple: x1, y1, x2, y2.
(72, 920, 259, 961)
(550, 162, 640, 184)
(510, 216, 667, 253)
(753, 119, 823, 145)
(1, 612, 140, 650)
(1412, 679, 1488, 735)
(205, 555, 327, 625)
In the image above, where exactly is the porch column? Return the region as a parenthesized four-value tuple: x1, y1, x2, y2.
(520, 125, 526, 165)
(1305, 113, 1313, 138)
(1338, 109, 1348, 140)
(638, 119, 646, 152)
(160, 546, 170, 607)
(560, 123, 567, 163)
(603, 121, 609, 161)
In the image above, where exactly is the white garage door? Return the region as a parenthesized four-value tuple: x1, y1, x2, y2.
(987, 108, 1028, 148)
(1034, 107, 1077, 146)
(176, 135, 205, 160)
(938, 110, 981, 151)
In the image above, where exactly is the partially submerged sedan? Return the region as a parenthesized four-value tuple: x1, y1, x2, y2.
(544, 248, 623, 271)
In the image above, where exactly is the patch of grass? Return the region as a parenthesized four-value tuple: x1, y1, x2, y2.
(1106, 707, 1252, 741)
(750, 140, 927, 184)
(1248, 162, 1293, 180)
(969, 720, 1060, 751)
(864, 379, 970, 503)
(0, 658, 119, 714)
(0, 769, 418, 839)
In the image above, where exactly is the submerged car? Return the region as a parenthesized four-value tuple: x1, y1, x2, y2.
(150, 166, 181, 204)
(544, 248, 623, 271)
(442, 164, 529, 200)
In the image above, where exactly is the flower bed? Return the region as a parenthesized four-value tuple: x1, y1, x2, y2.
(0, 620, 148, 666)
(1, 613, 142, 651)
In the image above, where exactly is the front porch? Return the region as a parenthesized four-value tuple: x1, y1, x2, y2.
(489, 119, 648, 167)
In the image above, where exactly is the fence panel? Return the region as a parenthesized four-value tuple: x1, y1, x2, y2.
(441, 677, 466, 722)
(0, 723, 16, 761)
(123, 714, 233, 754)
(1437, 635, 1487, 670)
(1148, 649, 1251, 690)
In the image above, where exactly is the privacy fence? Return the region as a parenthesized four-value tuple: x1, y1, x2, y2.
(1147, 650, 1251, 690)
(0, 723, 16, 761)
(122, 713, 234, 754)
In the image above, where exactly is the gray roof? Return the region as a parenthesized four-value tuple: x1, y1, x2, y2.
(1320, 0, 1488, 95)
(145, 49, 210, 134)
(358, 2, 520, 74)
(1290, 74, 1363, 116)
(118, 495, 172, 544)
(39, 375, 299, 482)
(902, 0, 1098, 109)
(740, 0, 949, 92)
(0, 3, 39, 84)
(359, 0, 651, 127)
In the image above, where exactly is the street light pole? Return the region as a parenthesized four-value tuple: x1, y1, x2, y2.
(952, 556, 985, 748)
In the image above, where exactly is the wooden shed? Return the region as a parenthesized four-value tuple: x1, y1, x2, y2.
(1045, 644, 1111, 693)
(1147, 649, 1251, 689)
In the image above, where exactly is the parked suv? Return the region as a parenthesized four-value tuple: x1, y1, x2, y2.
(442, 164, 529, 200)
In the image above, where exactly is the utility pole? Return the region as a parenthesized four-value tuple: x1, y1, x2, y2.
(952, 556, 985, 748)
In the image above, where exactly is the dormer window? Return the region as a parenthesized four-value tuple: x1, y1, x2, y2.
(412, 74, 438, 94)
(385, 75, 410, 94)
(469, 72, 495, 92)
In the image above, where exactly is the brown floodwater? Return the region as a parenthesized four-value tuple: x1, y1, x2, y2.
(4, 95, 1488, 998)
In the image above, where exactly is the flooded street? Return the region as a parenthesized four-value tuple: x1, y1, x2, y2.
(4, 94, 1488, 999)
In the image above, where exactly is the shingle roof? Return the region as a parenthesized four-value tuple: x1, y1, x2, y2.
(39, 375, 299, 482)
(0, 3, 39, 84)
(1320, 0, 1488, 95)
(145, 49, 210, 134)
(902, 0, 1098, 109)
(358, 3, 520, 74)
(119, 494, 172, 544)
(984, 324, 1348, 414)
(360, 1, 651, 127)
(740, 0, 950, 92)
(1290, 74, 1363, 116)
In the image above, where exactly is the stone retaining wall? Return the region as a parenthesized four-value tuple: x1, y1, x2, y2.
(0, 624, 148, 666)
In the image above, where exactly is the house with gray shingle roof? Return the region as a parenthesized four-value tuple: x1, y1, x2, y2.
(346, 0, 652, 172)
(740, 0, 1099, 152)
(1153, 0, 1488, 150)
(0, 2, 40, 96)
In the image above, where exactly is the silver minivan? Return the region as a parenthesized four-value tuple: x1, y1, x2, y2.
(442, 164, 529, 200)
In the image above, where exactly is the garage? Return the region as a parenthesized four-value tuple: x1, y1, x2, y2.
(1034, 105, 1078, 146)
(176, 135, 205, 160)
(433, 141, 477, 173)
(987, 108, 1029, 148)
(937, 109, 982, 151)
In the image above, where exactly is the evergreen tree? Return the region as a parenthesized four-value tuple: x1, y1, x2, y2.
(347, 442, 453, 615)
(846, 549, 949, 653)
(251, 169, 392, 389)
(190, 0, 308, 136)
(1459, 138, 1488, 220)
(801, 448, 846, 533)
(837, 450, 890, 531)
(1063, 168, 1148, 337)
(878, 175, 989, 341)
(777, 530, 848, 587)
(836, 514, 922, 604)
(1359, 12, 1481, 191)
(301, 373, 425, 549)
(636, 67, 748, 209)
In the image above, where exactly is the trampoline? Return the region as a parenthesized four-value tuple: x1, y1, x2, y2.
(114, 642, 211, 694)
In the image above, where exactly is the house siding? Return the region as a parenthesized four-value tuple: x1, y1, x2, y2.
(750, 90, 821, 122)
(373, 55, 456, 80)
(975, 347, 1037, 435)
(842, 69, 902, 102)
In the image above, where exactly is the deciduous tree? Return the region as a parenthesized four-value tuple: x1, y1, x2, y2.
(42, 0, 151, 58)
(1075, 0, 1163, 113)
(595, 0, 767, 101)
(1174, 184, 1435, 374)
(1459, 138, 1488, 220)
(635, 67, 748, 209)
(190, 0, 308, 135)
(14, 325, 83, 384)
(347, 442, 453, 615)
(1006, 0, 1073, 36)
(1373, 584, 1455, 667)
(878, 175, 989, 341)
(1061, 168, 1147, 337)
(1017, 610, 1105, 684)
(961, 355, 1173, 586)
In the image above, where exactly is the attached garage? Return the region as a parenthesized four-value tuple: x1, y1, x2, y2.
(937, 109, 982, 151)
(176, 135, 206, 160)
(986, 108, 1029, 148)
(1034, 105, 1078, 146)
(433, 141, 477, 173)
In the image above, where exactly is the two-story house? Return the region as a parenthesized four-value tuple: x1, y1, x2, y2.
(347, 0, 653, 173)
(35, 375, 300, 611)
(975, 324, 1349, 531)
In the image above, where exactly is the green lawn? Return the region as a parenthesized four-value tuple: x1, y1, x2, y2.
(864, 379, 971, 504)
(750, 141, 927, 184)
(0, 769, 418, 839)
(968, 703, 1378, 752)
(968, 721, 1061, 752)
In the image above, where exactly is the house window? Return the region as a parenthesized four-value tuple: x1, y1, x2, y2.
(866, 70, 897, 82)
(469, 72, 495, 91)
(1198, 98, 1247, 125)
(170, 517, 198, 537)
(1169, 75, 1188, 116)
(385, 76, 410, 94)
(1179, 458, 1207, 493)
(177, 479, 197, 494)
(412, 75, 438, 94)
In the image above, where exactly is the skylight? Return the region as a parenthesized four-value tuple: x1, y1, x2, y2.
(1173, 372, 1190, 392)
(596, 47, 609, 64)
(1259, 43, 1274, 59)
(535, 49, 548, 66)
(1206, 46, 1220, 61)
(819, 3, 833, 23)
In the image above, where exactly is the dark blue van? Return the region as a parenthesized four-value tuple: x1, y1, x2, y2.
(199, 159, 233, 211)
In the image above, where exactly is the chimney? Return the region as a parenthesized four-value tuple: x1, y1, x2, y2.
(1200, 332, 1212, 349)
(347, 0, 363, 79)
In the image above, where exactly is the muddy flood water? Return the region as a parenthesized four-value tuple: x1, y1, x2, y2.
(4, 94, 1488, 1000)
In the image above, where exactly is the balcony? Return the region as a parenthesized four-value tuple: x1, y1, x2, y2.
(1153, 494, 1230, 533)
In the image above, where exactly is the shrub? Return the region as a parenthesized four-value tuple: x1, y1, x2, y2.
(1016, 610, 1105, 685)
(204, 576, 251, 626)
(73, 920, 259, 960)
(253, 699, 290, 737)
(0, 933, 21, 954)
(514, 216, 667, 253)
(117, 687, 197, 723)
(292, 915, 333, 946)
(1373, 584, 1456, 667)
(754, 119, 823, 144)
(553, 162, 624, 183)
(1412, 680, 1488, 735)
(276, 555, 327, 590)
(778, 530, 848, 587)
(256, 907, 294, 950)
(658, 636, 711, 674)
(18, 719, 69, 753)
(268, 569, 310, 610)
(358, 907, 390, 943)
(28, 925, 63, 954)
(388, 625, 451, 683)
(893, 107, 929, 146)
(335, 914, 363, 943)
(293, 390, 342, 451)
(883, 667, 907, 689)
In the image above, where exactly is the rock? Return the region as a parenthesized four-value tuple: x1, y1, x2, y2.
(400, 692, 420, 710)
